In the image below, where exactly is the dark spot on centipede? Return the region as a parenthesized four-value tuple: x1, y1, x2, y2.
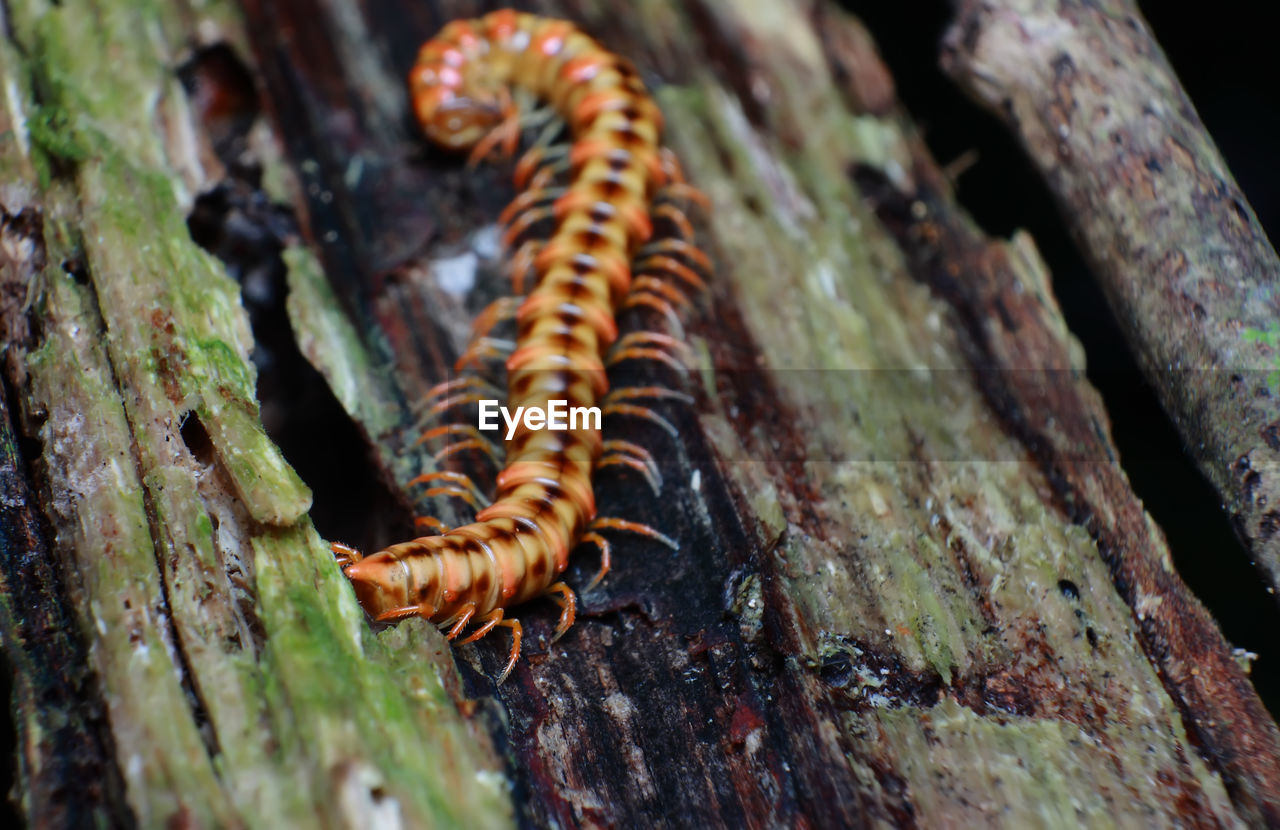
(575, 228, 607, 249)
(530, 557, 548, 578)
(622, 104, 640, 120)
(608, 155, 631, 173)
(1057, 579, 1081, 600)
(1086, 627, 1099, 650)
(590, 203, 615, 222)
(474, 571, 492, 595)
(596, 180, 625, 201)
(611, 126, 644, 149)
(511, 374, 535, 396)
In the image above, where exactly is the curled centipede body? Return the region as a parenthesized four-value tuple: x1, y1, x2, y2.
(332, 9, 709, 683)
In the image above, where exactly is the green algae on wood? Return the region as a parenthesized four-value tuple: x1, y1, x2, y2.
(3, 0, 516, 827)
(284, 243, 400, 438)
(26, 238, 242, 828)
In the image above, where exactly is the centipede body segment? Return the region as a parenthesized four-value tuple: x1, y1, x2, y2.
(333, 9, 708, 683)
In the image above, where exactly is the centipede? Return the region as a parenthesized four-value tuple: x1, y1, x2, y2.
(331, 10, 709, 683)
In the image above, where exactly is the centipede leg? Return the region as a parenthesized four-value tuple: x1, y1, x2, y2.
(461, 608, 504, 643)
(416, 424, 503, 466)
(442, 603, 477, 641)
(374, 604, 433, 623)
(514, 145, 571, 190)
(577, 531, 611, 591)
(605, 386, 695, 406)
(635, 251, 709, 293)
(622, 293, 684, 336)
(602, 402, 678, 437)
(630, 275, 692, 311)
(467, 85, 520, 165)
(454, 336, 516, 372)
(590, 517, 679, 549)
(421, 376, 503, 417)
(598, 439, 662, 494)
(414, 516, 450, 535)
(652, 202, 696, 241)
(607, 331, 694, 372)
(495, 620, 523, 684)
(502, 204, 557, 248)
(659, 146, 687, 185)
(545, 582, 576, 642)
(663, 181, 711, 209)
(461, 609, 523, 685)
(499, 186, 566, 226)
(410, 470, 491, 510)
(508, 240, 542, 294)
(471, 296, 524, 340)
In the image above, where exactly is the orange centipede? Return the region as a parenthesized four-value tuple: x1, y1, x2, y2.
(331, 10, 709, 683)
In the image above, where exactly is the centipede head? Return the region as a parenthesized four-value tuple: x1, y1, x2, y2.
(343, 552, 417, 620)
(419, 94, 505, 150)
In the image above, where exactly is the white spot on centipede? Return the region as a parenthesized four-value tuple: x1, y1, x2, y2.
(431, 250, 479, 296)
(690, 469, 701, 491)
(508, 28, 530, 51)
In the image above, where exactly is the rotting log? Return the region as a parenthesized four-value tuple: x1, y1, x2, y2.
(1, 0, 1277, 828)
(940, 0, 1280, 601)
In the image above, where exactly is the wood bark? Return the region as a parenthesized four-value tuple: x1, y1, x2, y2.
(940, 0, 1280, 600)
(1, 0, 1276, 828)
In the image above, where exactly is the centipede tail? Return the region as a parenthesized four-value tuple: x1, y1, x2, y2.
(334, 10, 707, 683)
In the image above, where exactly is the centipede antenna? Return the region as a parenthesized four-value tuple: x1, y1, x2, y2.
(331, 541, 364, 567)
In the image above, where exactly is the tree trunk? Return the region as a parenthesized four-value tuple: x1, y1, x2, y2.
(1, 0, 1276, 827)
(940, 0, 1280, 615)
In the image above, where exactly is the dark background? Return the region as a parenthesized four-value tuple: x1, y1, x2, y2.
(2, 1, 1277, 822)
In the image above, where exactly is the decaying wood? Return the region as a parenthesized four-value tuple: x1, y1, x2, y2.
(1, 0, 1276, 827)
(940, 0, 1280, 601)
